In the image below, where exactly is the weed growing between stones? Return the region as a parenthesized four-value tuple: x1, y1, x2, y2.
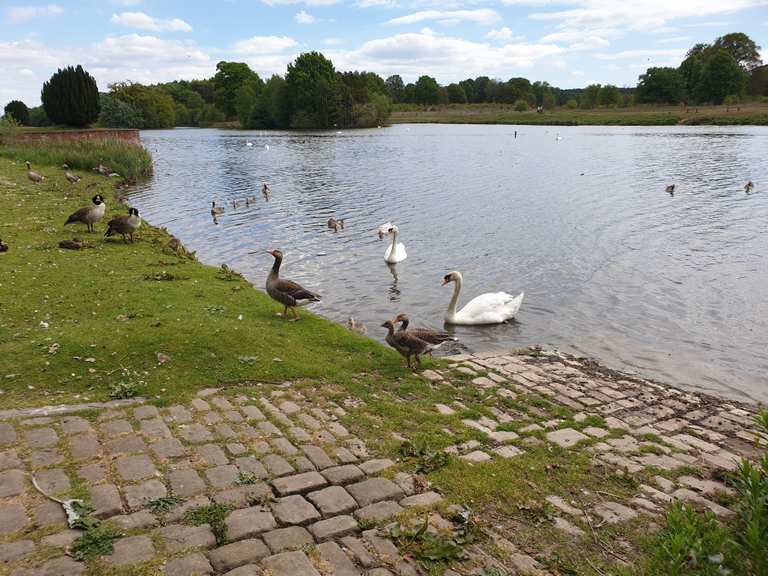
(146, 495, 184, 514)
(389, 512, 480, 570)
(71, 522, 122, 560)
(399, 438, 451, 474)
(184, 503, 232, 545)
(236, 471, 259, 485)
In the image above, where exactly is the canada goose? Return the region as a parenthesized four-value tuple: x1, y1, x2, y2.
(266, 249, 320, 320)
(65, 171, 81, 184)
(666, 184, 675, 196)
(211, 201, 225, 216)
(105, 208, 141, 242)
(232, 200, 241, 209)
(245, 196, 258, 206)
(0, 239, 8, 253)
(262, 184, 271, 199)
(381, 319, 429, 370)
(65, 194, 106, 233)
(347, 317, 367, 335)
(62, 163, 70, 170)
(328, 218, 345, 232)
(394, 313, 457, 354)
(745, 181, 754, 194)
(25, 161, 44, 183)
(94, 163, 109, 175)
(442, 271, 524, 325)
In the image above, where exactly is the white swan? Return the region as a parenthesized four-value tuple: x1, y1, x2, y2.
(379, 223, 407, 263)
(246, 141, 254, 147)
(442, 271, 524, 325)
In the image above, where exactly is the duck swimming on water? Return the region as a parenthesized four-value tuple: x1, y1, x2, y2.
(265, 249, 321, 321)
(211, 201, 225, 216)
(328, 218, 345, 232)
(745, 181, 755, 193)
(666, 184, 675, 196)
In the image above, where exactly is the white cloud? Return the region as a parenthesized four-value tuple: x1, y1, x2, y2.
(233, 35, 299, 54)
(358, 0, 397, 6)
(111, 12, 192, 32)
(485, 27, 515, 41)
(322, 37, 345, 45)
(295, 10, 315, 23)
(5, 4, 63, 24)
(656, 35, 692, 44)
(261, 0, 340, 5)
(387, 9, 500, 27)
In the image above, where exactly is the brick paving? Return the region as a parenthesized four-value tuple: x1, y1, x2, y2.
(0, 347, 763, 575)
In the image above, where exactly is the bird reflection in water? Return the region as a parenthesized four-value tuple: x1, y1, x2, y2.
(387, 262, 400, 301)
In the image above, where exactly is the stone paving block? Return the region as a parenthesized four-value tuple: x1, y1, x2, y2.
(294, 456, 315, 473)
(212, 397, 234, 411)
(196, 443, 229, 467)
(0, 469, 26, 497)
(33, 499, 66, 527)
(134, 405, 160, 420)
(553, 516, 585, 537)
(341, 536, 376, 568)
(359, 459, 394, 475)
(165, 552, 213, 576)
(69, 434, 100, 461)
(400, 491, 443, 508)
(206, 465, 239, 489)
(179, 424, 214, 444)
(488, 431, 519, 444)
(307, 486, 357, 517)
(225, 506, 277, 541)
(289, 427, 313, 443)
(0, 449, 22, 471)
(140, 418, 172, 440)
(158, 524, 217, 553)
(166, 497, 212, 523)
(0, 503, 28, 535)
(151, 437, 186, 460)
(356, 500, 403, 523)
(317, 541, 361, 576)
(116, 454, 158, 481)
(393, 472, 416, 496)
(106, 434, 147, 455)
(0, 423, 17, 447)
(234, 456, 268, 479)
(272, 495, 321, 526)
(13, 556, 86, 575)
(191, 398, 211, 412)
(262, 526, 314, 553)
(107, 510, 158, 531)
(107, 535, 155, 566)
(215, 424, 238, 440)
(101, 419, 133, 437)
(77, 463, 106, 483)
(208, 539, 270, 572)
(272, 471, 327, 496)
(169, 469, 206, 497)
(223, 410, 244, 423)
(227, 443, 247, 456)
(24, 427, 58, 449)
(272, 438, 298, 456)
(90, 484, 124, 518)
(242, 405, 266, 421)
(321, 465, 364, 485)
(258, 421, 282, 437)
(493, 445, 524, 458)
(310, 515, 359, 541)
(347, 477, 404, 507)
(212, 483, 272, 508)
(671, 433, 720, 453)
(124, 479, 167, 511)
(262, 551, 320, 576)
(363, 529, 399, 561)
(593, 501, 637, 524)
(41, 529, 81, 549)
(582, 427, 609, 438)
(334, 447, 358, 464)
(167, 405, 194, 423)
(263, 454, 294, 477)
(701, 450, 739, 471)
(33, 469, 70, 495)
(61, 417, 93, 435)
(546, 428, 589, 448)
(459, 450, 491, 463)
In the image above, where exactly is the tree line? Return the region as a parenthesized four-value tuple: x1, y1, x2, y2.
(3, 32, 765, 129)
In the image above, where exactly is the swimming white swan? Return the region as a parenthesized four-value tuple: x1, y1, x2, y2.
(379, 223, 407, 263)
(246, 141, 254, 147)
(442, 271, 524, 325)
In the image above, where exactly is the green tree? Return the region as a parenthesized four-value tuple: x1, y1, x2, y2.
(473, 76, 491, 102)
(3, 100, 29, 125)
(285, 52, 338, 128)
(697, 49, 747, 104)
(414, 75, 440, 105)
(247, 75, 288, 129)
(713, 32, 762, 71)
(580, 84, 601, 108)
(542, 92, 556, 110)
(459, 79, 476, 103)
(41, 65, 100, 127)
(678, 55, 705, 102)
(213, 61, 261, 119)
(99, 94, 144, 128)
(514, 99, 528, 112)
(402, 83, 416, 104)
(235, 82, 261, 128)
(598, 84, 621, 107)
(636, 67, 684, 104)
(109, 82, 175, 128)
(565, 99, 578, 109)
(385, 75, 404, 103)
(446, 83, 467, 103)
(28, 106, 51, 127)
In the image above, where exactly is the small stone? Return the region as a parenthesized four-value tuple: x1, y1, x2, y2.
(355, 500, 403, 522)
(488, 431, 519, 444)
(90, 484, 124, 518)
(262, 551, 320, 576)
(553, 516, 585, 537)
(307, 486, 357, 517)
(400, 491, 443, 508)
(169, 469, 206, 498)
(546, 428, 589, 448)
(209, 539, 270, 572)
(310, 515, 359, 541)
(321, 465, 364, 485)
(0, 539, 34, 563)
(157, 524, 217, 553)
(225, 506, 277, 541)
(493, 445, 524, 458)
(116, 454, 158, 482)
(358, 459, 394, 475)
(593, 501, 637, 524)
(263, 526, 314, 553)
(460, 450, 491, 463)
(273, 472, 327, 496)
(347, 477, 404, 507)
(583, 427, 609, 438)
(107, 535, 154, 566)
(272, 495, 321, 526)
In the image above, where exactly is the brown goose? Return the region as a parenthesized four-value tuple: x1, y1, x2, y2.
(26, 161, 44, 183)
(328, 218, 345, 232)
(0, 239, 8, 253)
(65, 195, 106, 233)
(105, 208, 141, 242)
(382, 319, 429, 370)
(65, 171, 81, 184)
(266, 250, 320, 320)
(745, 181, 754, 194)
(394, 313, 457, 354)
(666, 184, 675, 196)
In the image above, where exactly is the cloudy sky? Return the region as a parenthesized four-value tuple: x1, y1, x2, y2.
(2, 0, 767, 106)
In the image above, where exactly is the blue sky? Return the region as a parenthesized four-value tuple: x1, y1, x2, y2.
(2, 0, 767, 106)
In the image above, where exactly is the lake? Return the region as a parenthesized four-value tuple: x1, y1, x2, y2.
(131, 124, 768, 404)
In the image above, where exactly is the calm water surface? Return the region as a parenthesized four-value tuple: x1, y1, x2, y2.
(131, 125, 768, 404)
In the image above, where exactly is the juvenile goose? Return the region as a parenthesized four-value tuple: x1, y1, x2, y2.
(65, 195, 106, 233)
(105, 208, 141, 243)
(266, 249, 321, 321)
(245, 196, 258, 206)
(26, 161, 44, 183)
(0, 239, 8, 253)
(666, 184, 675, 196)
(232, 200, 241, 209)
(347, 317, 367, 335)
(328, 218, 345, 232)
(745, 181, 754, 194)
(65, 171, 81, 184)
(394, 313, 457, 354)
(262, 184, 272, 200)
(210, 201, 225, 216)
(382, 319, 429, 370)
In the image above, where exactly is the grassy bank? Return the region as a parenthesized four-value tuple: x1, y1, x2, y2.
(391, 102, 768, 126)
(0, 139, 152, 181)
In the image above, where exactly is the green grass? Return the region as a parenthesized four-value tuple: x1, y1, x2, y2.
(391, 102, 768, 126)
(0, 139, 152, 181)
(184, 503, 231, 546)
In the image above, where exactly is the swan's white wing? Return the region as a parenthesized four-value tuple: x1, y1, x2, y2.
(455, 291, 524, 324)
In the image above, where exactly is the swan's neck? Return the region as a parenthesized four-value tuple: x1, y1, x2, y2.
(390, 228, 398, 249)
(447, 277, 462, 317)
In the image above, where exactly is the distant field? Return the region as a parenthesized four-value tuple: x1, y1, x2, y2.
(391, 102, 768, 126)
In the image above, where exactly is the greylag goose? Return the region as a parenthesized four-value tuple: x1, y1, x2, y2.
(65, 171, 81, 184)
(266, 249, 320, 320)
(381, 319, 429, 370)
(210, 201, 225, 216)
(105, 208, 141, 242)
(328, 218, 345, 232)
(0, 239, 8, 253)
(745, 181, 754, 193)
(59, 239, 89, 250)
(394, 313, 457, 354)
(26, 161, 44, 183)
(666, 184, 675, 196)
(65, 194, 106, 233)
